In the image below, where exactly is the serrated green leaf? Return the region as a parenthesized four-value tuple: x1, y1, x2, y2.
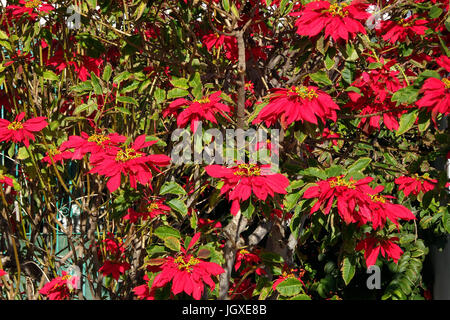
(341, 256, 356, 285)
(310, 70, 332, 86)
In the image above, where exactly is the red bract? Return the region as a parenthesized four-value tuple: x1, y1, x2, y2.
(303, 175, 373, 224)
(163, 91, 231, 132)
(123, 199, 171, 223)
(292, 0, 370, 42)
(234, 249, 265, 275)
(394, 175, 438, 197)
(416, 77, 450, 116)
(150, 253, 224, 300)
(60, 132, 127, 161)
(39, 271, 78, 300)
(133, 274, 154, 300)
(252, 86, 339, 128)
(205, 164, 290, 215)
(99, 260, 131, 281)
(359, 185, 416, 230)
(0, 112, 48, 147)
(346, 58, 406, 131)
(0, 173, 14, 188)
(380, 16, 428, 44)
(88, 135, 171, 192)
(7, 0, 54, 19)
(41, 148, 73, 166)
(356, 235, 403, 267)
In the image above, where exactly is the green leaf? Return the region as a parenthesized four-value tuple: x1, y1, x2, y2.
(299, 167, 327, 180)
(43, 70, 59, 81)
(0, 30, 8, 40)
(160, 181, 187, 196)
(341, 256, 356, 285)
(391, 86, 419, 105)
(346, 157, 371, 175)
(72, 81, 93, 93)
(222, 0, 230, 12)
(164, 236, 181, 252)
(17, 147, 29, 160)
(310, 71, 332, 86)
(117, 96, 138, 105)
(167, 88, 189, 99)
(396, 109, 418, 136)
(275, 278, 302, 296)
(289, 294, 311, 300)
(102, 64, 112, 82)
(167, 198, 188, 216)
(241, 200, 255, 219)
(90, 73, 103, 95)
(170, 77, 189, 89)
(153, 87, 166, 104)
(154, 225, 181, 240)
(429, 5, 443, 19)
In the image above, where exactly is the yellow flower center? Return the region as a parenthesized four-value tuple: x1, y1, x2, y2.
(370, 195, 386, 203)
(115, 148, 141, 162)
(147, 202, 159, 211)
(329, 176, 356, 189)
(195, 97, 210, 104)
(327, 2, 349, 17)
(47, 148, 61, 157)
(25, 0, 42, 8)
(442, 78, 450, 89)
(7, 121, 24, 131)
(233, 164, 261, 177)
(174, 256, 201, 272)
(290, 86, 318, 100)
(239, 249, 250, 255)
(88, 134, 110, 145)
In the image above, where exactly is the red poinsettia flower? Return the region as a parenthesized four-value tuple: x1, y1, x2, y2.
(202, 33, 238, 61)
(0, 269, 7, 278)
(303, 175, 373, 225)
(394, 175, 440, 197)
(150, 253, 224, 300)
(356, 235, 403, 267)
(205, 164, 290, 215)
(7, 0, 54, 19)
(359, 185, 416, 230)
(291, 0, 370, 42)
(0, 112, 48, 147)
(60, 132, 127, 162)
(234, 249, 265, 275)
(41, 148, 74, 166)
(99, 260, 131, 281)
(346, 58, 407, 131)
(123, 199, 171, 223)
(163, 91, 231, 132)
(88, 135, 171, 192)
(39, 271, 79, 300)
(133, 274, 154, 300)
(379, 16, 428, 44)
(416, 77, 450, 116)
(253, 86, 339, 128)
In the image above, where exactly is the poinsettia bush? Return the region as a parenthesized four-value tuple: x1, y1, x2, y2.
(0, 0, 449, 300)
